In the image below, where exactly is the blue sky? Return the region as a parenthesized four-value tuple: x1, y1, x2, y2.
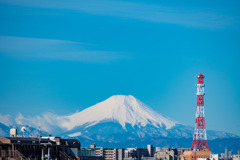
(0, 0, 240, 135)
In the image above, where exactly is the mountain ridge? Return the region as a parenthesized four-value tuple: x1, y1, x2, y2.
(0, 95, 238, 145)
(57, 95, 238, 144)
(59, 95, 178, 131)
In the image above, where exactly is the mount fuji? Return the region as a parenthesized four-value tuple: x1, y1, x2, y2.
(0, 95, 238, 151)
(57, 95, 238, 147)
(60, 95, 177, 131)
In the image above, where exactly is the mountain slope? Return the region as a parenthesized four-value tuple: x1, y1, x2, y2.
(59, 95, 238, 145)
(0, 122, 10, 137)
(60, 95, 177, 131)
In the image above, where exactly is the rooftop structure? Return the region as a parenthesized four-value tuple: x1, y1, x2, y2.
(87, 145, 124, 160)
(154, 148, 178, 160)
(0, 136, 80, 159)
(180, 149, 212, 160)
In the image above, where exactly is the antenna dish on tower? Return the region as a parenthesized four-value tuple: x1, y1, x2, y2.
(21, 126, 27, 132)
(21, 126, 27, 137)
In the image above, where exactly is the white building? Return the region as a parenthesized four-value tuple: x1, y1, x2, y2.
(197, 158, 208, 160)
(210, 154, 219, 160)
(233, 155, 240, 160)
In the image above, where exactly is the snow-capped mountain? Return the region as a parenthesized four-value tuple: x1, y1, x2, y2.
(59, 95, 177, 131)
(0, 95, 238, 149)
(58, 95, 238, 144)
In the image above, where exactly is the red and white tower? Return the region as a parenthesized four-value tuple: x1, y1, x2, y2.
(191, 73, 209, 151)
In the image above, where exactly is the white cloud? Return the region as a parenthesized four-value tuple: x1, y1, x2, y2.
(0, 112, 71, 134)
(0, 0, 233, 28)
(0, 114, 14, 126)
(14, 112, 66, 134)
(0, 36, 126, 62)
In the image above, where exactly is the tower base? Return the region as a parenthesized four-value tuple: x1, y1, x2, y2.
(180, 149, 212, 160)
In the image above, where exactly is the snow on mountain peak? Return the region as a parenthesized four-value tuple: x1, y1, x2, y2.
(60, 95, 177, 130)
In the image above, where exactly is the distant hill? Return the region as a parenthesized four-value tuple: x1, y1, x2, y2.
(0, 122, 49, 137)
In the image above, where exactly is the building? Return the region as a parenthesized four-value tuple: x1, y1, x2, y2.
(90, 144, 96, 148)
(141, 157, 155, 160)
(154, 148, 178, 160)
(125, 148, 149, 160)
(92, 146, 124, 160)
(219, 153, 225, 159)
(210, 154, 219, 160)
(228, 151, 233, 159)
(233, 155, 240, 160)
(180, 149, 212, 160)
(79, 148, 96, 157)
(79, 148, 104, 160)
(147, 145, 155, 157)
(225, 148, 228, 160)
(0, 135, 122, 160)
(177, 149, 190, 160)
(0, 136, 80, 159)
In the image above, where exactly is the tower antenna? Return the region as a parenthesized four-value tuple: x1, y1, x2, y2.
(191, 73, 209, 151)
